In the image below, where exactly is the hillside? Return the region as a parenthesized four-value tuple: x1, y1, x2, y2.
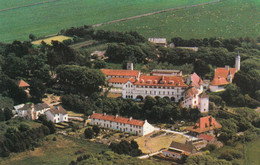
(96, 0, 260, 40)
(0, 0, 212, 43)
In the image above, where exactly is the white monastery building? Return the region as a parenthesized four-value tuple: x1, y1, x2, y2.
(101, 65, 209, 113)
(122, 75, 187, 102)
(182, 73, 209, 113)
(209, 52, 240, 92)
(90, 112, 155, 136)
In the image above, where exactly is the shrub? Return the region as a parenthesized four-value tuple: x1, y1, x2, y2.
(84, 128, 94, 139)
(18, 123, 30, 132)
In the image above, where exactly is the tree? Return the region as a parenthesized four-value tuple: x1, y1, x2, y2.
(93, 59, 106, 69)
(29, 78, 46, 103)
(18, 123, 30, 132)
(0, 109, 5, 121)
(184, 155, 231, 165)
(84, 128, 94, 139)
(92, 125, 100, 136)
(29, 34, 36, 41)
(4, 108, 13, 120)
(56, 65, 105, 96)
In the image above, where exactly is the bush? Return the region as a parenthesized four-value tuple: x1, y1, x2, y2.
(219, 149, 243, 161)
(52, 137, 57, 141)
(18, 123, 30, 132)
(84, 128, 94, 139)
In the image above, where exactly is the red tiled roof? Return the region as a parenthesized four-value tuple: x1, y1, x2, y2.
(185, 87, 199, 97)
(134, 75, 187, 87)
(198, 134, 215, 141)
(186, 116, 222, 133)
(210, 67, 237, 86)
(191, 73, 203, 88)
(90, 113, 145, 126)
(215, 68, 236, 79)
(17, 80, 30, 87)
(210, 77, 229, 86)
(199, 92, 208, 98)
(101, 69, 140, 77)
(108, 77, 136, 84)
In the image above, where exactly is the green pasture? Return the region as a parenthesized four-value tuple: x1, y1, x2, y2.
(246, 138, 260, 165)
(0, 0, 213, 43)
(97, 0, 260, 40)
(0, 0, 45, 10)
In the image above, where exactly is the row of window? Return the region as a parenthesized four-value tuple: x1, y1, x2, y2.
(94, 122, 142, 133)
(92, 119, 141, 128)
(144, 90, 177, 95)
(126, 95, 133, 98)
(136, 85, 185, 90)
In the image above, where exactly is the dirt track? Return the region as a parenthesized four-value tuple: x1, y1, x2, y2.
(92, 0, 220, 27)
(0, 0, 60, 13)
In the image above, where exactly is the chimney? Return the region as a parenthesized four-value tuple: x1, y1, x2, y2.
(144, 119, 147, 123)
(225, 65, 229, 71)
(93, 111, 95, 114)
(116, 114, 118, 118)
(103, 112, 106, 116)
(129, 116, 132, 121)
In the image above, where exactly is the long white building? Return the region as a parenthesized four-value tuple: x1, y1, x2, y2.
(122, 75, 187, 102)
(90, 112, 155, 136)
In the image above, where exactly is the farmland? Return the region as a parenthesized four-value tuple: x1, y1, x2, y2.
(0, 0, 213, 43)
(97, 0, 260, 40)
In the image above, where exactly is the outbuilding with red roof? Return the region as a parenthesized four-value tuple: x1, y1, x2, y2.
(90, 112, 154, 136)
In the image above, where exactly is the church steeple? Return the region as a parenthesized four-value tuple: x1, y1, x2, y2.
(235, 51, 240, 71)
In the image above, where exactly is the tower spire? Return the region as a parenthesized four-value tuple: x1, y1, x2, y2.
(235, 51, 240, 71)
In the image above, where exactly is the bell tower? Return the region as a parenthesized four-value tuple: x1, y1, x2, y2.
(235, 51, 240, 71)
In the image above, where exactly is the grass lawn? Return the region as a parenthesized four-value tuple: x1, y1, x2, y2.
(0, 0, 213, 43)
(97, 0, 260, 40)
(246, 138, 260, 165)
(0, 135, 109, 165)
(31, 35, 71, 45)
(67, 111, 84, 117)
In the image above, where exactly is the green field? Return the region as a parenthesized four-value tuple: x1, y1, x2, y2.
(0, 135, 109, 165)
(97, 0, 260, 40)
(0, 0, 213, 43)
(246, 138, 260, 165)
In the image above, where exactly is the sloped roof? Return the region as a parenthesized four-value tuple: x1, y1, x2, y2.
(90, 113, 145, 127)
(186, 116, 222, 133)
(191, 73, 203, 88)
(17, 80, 30, 87)
(47, 106, 67, 115)
(34, 103, 50, 111)
(199, 92, 208, 98)
(101, 69, 140, 77)
(18, 103, 32, 111)
(210, 77, 229, 86)
(108, 77, 136, 84)
(134, 75, 187, 87)
(184, 87, 199, 97)
(169, 141, 196, 154)
(198, 134, 215, 141)
(148, 38, 167, 44)
(214, 68, 236, 79)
